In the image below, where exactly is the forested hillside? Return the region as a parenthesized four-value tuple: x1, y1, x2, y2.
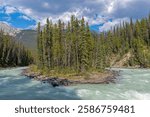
(36, 15, 150, 74)
(15, 30, 37, 51)
(101, 16, 150, 68)
(0, 31, 33, 67)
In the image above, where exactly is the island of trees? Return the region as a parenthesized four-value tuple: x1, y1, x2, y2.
(1, 14, 150, 81)
(36, 15, 150, 76)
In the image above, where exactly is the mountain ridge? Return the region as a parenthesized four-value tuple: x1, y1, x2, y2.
(0, 22, 37, 51)
(0, 22, 20, 36)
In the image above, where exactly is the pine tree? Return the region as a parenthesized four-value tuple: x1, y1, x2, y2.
(0, 31, 33, 67)
(79, 18, 89, 72)
(37, 22, 43, 68)
(36, 14, 150, 74)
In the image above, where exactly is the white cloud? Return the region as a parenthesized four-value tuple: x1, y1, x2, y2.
(19, 15, 31, 21)
(25, 24, 37, 29)
(3, 0, 150, 19)
(37, 7, 117, 31)
(1, 0, 150, 30)
(18, 7, 33, 15)
(39, 7, 92, 26)
(102, 0, 134, 15)
(88, 15, 109, 25)
(0, 0, 4, 5)
(107, 1, 115, 13)
(0, 21, 11, 26)
(99, 17, 130, 32)
(5, 6, 17, 14)
(56, 8, 87, 22)
(18, 6, 38, 21)
(119, 0, 133, 8)
(43, 2, 50, 8)
(39, 16, 51, 26)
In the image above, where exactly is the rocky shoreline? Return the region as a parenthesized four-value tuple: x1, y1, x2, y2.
(22, 69, 119, 87)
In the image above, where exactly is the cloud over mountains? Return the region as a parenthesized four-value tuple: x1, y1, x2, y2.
(0, 0, 150, 31)
(0, 5, 36, 29)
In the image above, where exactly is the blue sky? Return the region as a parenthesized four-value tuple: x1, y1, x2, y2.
(0, 0, 150, 31)
(0, 5, 36, 29)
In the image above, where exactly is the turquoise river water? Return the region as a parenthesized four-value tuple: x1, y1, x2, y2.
(0, 67, 150, 100)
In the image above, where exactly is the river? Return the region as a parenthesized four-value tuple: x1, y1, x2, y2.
(0, 67, 150, 100)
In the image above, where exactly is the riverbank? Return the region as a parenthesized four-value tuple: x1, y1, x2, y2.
(22, 68, 119, 87)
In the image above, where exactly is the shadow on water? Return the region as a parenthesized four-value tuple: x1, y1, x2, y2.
(0, 69, 81, 100)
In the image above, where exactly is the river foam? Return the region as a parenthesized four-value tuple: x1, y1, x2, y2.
(0, 67, 150, 100)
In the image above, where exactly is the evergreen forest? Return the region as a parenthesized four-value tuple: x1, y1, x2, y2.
(1, 15, 150, 73)
(0, 31, 33, 67)
(37, 15, 150, 74)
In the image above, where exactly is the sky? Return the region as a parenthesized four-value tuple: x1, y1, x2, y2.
(0, 0, 150, 31)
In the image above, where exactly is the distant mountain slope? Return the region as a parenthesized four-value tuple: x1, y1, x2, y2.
(0, 22, 20, 36)
(0, 22, 37, 51)
(15, 30, 37, 51)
